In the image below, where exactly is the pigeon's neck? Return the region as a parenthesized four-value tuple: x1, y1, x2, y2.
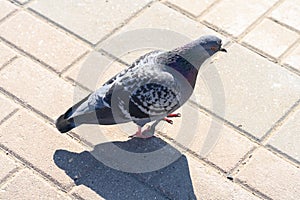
(162, 42, 210, 73)
(174, 41, 211, 69)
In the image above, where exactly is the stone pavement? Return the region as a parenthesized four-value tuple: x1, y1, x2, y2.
(0, 0, 299, 199)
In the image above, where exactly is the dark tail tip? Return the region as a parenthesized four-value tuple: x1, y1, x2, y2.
(55, 114, 75, 133)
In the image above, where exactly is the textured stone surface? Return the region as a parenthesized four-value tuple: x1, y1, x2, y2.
(0, 151, 19, 182)
(159, 104, 256, 172)
(268, 109, 300, 163)
(0, 110, 86, 187)
(270, 0, 300, 31)
(202, 0, 278, 36)
(100, 3, 228, 60)
(0, 12, 87, 72)
(167, 0, 215, 16)
(0, 0, 17, 20)
(237, 148, 300, 200)
(187, 156, 260, 200)
(0, 169, 71, 199)
(30, 0, 152, 44)
(0, 42, 16, 67)
(0, 94, 18, 122)
(193, 44, 300, 139)
(283, 43, 300, 71)
(65, 51, 126, 91)
(242, 19, 299, 58)
(0, 57, 88, 120)
(72, 185, 106, 200)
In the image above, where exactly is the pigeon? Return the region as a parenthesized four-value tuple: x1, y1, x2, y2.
(55, 35, 226, 138)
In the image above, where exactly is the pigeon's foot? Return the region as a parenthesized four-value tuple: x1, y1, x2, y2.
(129, 126, 153, 139)
(164, 113, 181, 124)
(167, 113, 181, 118)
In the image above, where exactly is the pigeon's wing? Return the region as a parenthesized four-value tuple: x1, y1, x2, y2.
(128, 81, 180, 120)
(71, 50, 167, 122)
(102, 50, 164, 87)
(71, 50, 165, 115)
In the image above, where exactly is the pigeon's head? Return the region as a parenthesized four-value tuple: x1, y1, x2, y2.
(172, 35, 227, 70)
(194, 35, 227, 56)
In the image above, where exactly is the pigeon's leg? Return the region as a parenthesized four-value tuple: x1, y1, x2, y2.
(129, 126, 153, 139)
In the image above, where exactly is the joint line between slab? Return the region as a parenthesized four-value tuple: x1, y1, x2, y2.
(156, 130, 271, 199)
(0, 108, 19, 126)
(235, 178, 273, 200)
(25, 8, 94, 47)
(267, 16, 300, 34)
(0, 143, 71, 192)
(0, 8, 19, 25)
(0, 86, 53, 123)
(188, 100, 261, 143)
(59, 50, 90, 76)
(236, 0, 286, 41)
(0, 166, 24, 187)
(0, 55, 18, 71)
(0, 36, 61, 74)
(94, 0, 157, 48)
(156, 130, 228, 174)
(163, 1, 198, 19)
(97, 49, 130, 66)
(197, 0, 223, 20)
(261, 98, 300, 143)
(278, 38, 300, 61)
(265, 145, 300, 167)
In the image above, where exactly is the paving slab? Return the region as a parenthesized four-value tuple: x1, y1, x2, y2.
(53, 144, 168, 200)
(71, 185, 106, 200)
(65, 51, 126, 91)
(202, 0, 278, 37)
(167, 0, 216, 17)
(0, 109, 86, 187)
(158, 103, 256, 172)
(187, 156, 260, 200)
(0, 42, 16, 67)
(100, 3, 229, 62)
(0, 0, 17, 21)
(0, 93, 18, 122)
(0, 11, 88, 72)
(0, 169, 71, 199)
(0, 151, 19, 182)
(267, 108, 300, 163)
(237, 148, 300, 200)
(193, 43, 300, 139)
(283, 43, 300, 71)
(242, 18, 299, 58)
(0, 57, 88, 120)
(29, 0, 152, 45)
(270, 0, 300, 31)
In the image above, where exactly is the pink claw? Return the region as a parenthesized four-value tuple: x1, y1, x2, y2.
(167, 113, 181, 118)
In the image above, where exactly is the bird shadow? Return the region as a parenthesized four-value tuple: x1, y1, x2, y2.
(54, 136, 197, 200)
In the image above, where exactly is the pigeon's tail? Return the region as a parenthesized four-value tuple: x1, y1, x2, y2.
(55, 95, 90, 133)
(55, 112, 75, 133)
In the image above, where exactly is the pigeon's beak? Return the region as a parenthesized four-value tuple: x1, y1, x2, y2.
(219, 47, 227, 53)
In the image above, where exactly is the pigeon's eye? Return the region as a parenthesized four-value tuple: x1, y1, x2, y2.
(210, 46, 218, 51)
